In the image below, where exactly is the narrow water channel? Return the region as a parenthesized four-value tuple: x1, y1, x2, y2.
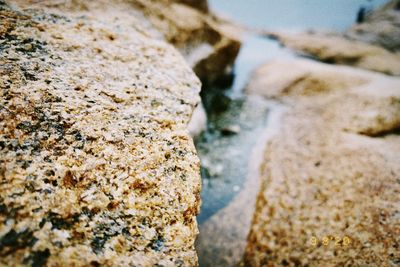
(195, 34, 292, 267)
(195, 36, 294, 224)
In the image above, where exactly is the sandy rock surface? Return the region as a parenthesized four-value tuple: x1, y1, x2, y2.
(244, 58, 400, 266)
(0, 1, 203, 266)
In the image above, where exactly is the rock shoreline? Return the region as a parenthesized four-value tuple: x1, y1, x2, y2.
(242, 2, 400, 265)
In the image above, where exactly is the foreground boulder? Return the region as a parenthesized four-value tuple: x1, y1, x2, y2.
(244, 59, 400, 266)
(0, 1, 202, 266)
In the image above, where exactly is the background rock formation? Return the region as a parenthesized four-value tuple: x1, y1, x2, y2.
(346, 0, 400, 52)
(243, 58, 400, 266)
(268, 0, 400, 76)
(0, 0, 204, 265)
(269, 32, 400, 76)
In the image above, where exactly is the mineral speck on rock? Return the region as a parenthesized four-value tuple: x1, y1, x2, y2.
(0, 0, 202, 266)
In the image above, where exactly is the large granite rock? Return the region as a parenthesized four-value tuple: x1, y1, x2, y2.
(244, 59, 400, 266)
(346, 0, 400, 52)
(269, 31, 400, 76)
(0, 1, 202, 266)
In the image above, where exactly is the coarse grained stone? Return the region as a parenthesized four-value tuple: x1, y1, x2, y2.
(0, 1, 201, 266)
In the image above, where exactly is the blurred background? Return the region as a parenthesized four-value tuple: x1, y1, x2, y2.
(194, 0, 399, 266)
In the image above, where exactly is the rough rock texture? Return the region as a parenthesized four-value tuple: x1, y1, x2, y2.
(269, 32, 400, 76)
(346, 0, 400, 52)
(244, 58, 400, 266)
(132, 0, 242, 86)
(0, 1, 202, 266)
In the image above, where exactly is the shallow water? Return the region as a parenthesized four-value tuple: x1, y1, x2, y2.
(195, 95, 270, 223)
(195, 36, 294, 224)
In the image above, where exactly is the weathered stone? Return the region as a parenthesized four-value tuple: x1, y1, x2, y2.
(0, 1, 202, 266)
(244, 58, 400, 266)
(346, 0, 400, 52)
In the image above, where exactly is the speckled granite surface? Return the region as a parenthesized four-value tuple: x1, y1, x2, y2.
(0, 1, 201, 266)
